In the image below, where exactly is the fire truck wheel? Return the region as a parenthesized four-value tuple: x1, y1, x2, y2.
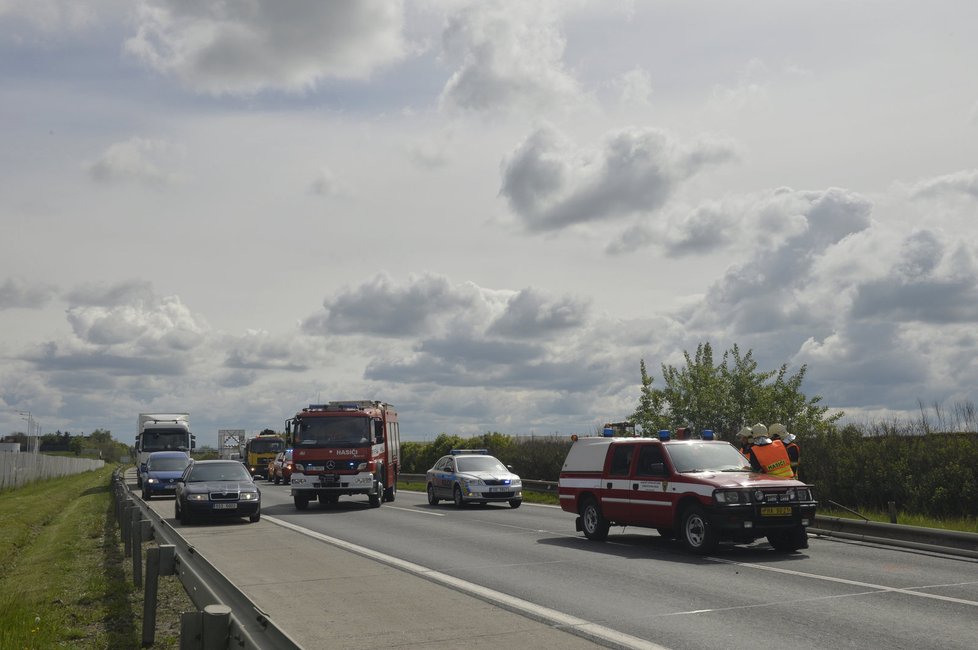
(509, 499, 522, 509)
(580, 497, 610, 541)
(453, 485, 466, 508)
(681, 504, 718, 554)
(294, 494, 310, 510)
(427, 484, 440, 505)
(369, 481, 383, 508)
(384, 483, 397, 502)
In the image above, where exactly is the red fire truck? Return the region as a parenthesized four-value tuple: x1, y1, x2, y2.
(286, 401, 400, 510)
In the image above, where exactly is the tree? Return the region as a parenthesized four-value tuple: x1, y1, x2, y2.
(631, 342, 842, 438)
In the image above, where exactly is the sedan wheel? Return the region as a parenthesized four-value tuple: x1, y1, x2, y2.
(453, 484, 465, 508)
(427, 484, 440, 505)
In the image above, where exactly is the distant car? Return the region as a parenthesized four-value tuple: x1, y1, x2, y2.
(140, 451, 191, 500)
(270, 449, 294, 485)
(426, 449, 522, 508)
(174, 460, 261, 524)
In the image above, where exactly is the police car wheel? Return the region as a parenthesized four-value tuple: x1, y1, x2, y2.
(453, 485, 465, 508)
(427, 484, 440, 505)
(681, 504, 718, 554)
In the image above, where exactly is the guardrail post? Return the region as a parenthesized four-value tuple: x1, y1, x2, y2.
(123, 502, 135, 557)
(180, 611, 202, 650)
(888, 501, 897, 524)
(131, 508, 144, 587)
(143, 546, 161, 647)
(202, 604, 232, 649)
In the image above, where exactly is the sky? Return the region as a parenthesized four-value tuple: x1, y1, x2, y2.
(3, 1, 978, 447)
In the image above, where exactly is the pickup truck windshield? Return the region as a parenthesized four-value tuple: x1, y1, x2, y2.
(667, 443, 751, 473)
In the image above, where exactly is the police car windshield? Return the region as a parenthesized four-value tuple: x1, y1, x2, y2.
(667, 443, 751, 473)
(456, 456, 508, 473)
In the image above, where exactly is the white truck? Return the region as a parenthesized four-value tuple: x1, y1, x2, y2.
(135, 413, 195, 487)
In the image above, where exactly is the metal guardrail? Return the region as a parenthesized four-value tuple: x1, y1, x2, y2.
(398, 473, 978, 559)
(112, 469, 303, 649)
(807, 516, 978, 559)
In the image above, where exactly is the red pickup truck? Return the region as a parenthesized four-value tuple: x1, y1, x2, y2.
(558, 436, 817, 554)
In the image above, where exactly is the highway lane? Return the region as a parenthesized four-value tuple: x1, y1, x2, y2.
(256, 483, 978, 650)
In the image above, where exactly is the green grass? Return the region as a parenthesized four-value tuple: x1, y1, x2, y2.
(818, 507, 978, 533)
(0, 465, 191, 649)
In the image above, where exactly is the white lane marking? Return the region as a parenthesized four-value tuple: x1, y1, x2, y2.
(385, 505, 444, 516)
(709, 557, 978, 607)
(264, 515, 669, 650)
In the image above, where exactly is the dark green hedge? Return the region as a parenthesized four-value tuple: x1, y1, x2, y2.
(798, 427, 978, 519)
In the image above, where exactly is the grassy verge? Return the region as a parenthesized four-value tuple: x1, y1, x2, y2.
(0, 466, 191, 648)
(817, 507, 978, 533)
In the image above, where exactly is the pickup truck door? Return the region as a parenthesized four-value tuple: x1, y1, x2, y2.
(628, 444, 673, 527)
(600, 444, 636, 521)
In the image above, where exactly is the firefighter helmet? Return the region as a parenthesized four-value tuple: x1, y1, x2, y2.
(768, 423, 787, 439)
(751, 423, 768, 437)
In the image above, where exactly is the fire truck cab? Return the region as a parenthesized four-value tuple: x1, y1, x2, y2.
(558, 436, 816, 554)
(286, 401, 399, 510)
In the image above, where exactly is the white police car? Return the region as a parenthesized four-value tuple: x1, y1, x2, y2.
(426, 449, 523, 508)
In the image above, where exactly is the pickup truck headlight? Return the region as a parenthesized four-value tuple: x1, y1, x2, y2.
(715, 490, 748, 504)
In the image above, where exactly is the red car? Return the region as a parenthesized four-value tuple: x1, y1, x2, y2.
(270, 449, 293, 484)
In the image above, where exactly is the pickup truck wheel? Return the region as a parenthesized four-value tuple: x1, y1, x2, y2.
(453, 484, 465, 508)
(767, 526, 808, 552)
(294, 494, 310, 510)
(580, 498, 610, 541)
(427, 484, 440, 505)
(384, 482, 397, 502)
(681, 504, 718, 554)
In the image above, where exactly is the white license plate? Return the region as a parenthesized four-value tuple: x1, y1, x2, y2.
(488, 486, 508, 492)
(213, 503, 237, 509)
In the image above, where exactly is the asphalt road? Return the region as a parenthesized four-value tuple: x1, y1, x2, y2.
(146, 478, 978, 649)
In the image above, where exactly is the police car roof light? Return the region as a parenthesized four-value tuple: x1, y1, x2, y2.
(450, 448, 489, 455)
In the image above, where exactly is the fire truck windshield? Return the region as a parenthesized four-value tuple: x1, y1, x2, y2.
(140, 429, 190, 452)
(297, 417, 371, 447)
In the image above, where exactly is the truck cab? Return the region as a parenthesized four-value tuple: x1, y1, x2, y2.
(558, 436, 816, 554)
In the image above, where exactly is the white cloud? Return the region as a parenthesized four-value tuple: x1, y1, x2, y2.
(611, 68, 653, 108)
(500, 124, 738, 232)
(909, 169, 978, 201)
(124, 0, 407, 94)
(86, 137, 183, 186)
(438, 1, 581, 115)
(0, 277, 58, 310)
